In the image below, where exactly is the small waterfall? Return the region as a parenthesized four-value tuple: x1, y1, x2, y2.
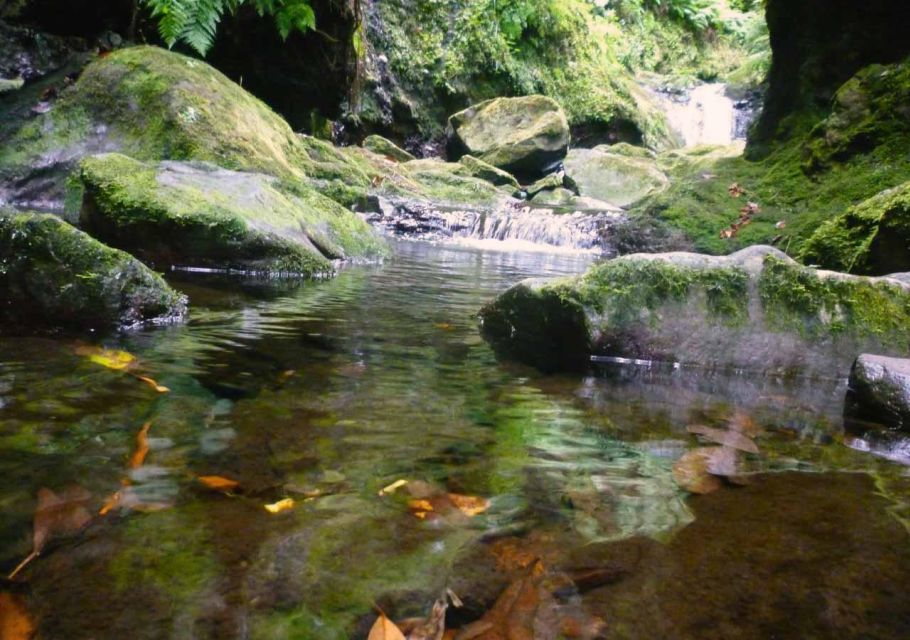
(364, 198, 625, 253)
(658, 83, 743, 147)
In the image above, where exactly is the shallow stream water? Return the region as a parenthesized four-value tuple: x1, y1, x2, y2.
(1, 240, 909, 639)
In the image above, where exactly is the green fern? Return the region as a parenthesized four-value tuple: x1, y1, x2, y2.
(143, 0, 315, 56)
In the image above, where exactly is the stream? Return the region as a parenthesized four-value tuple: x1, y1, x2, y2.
(2, 239, 910, 638)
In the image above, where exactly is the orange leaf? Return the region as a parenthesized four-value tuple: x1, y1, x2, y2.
(0, 592, 35, 640)
(198, 476, 240, 492)
(433, 323, 454, 331)
(128, 422, 152, 469)
(135, 375, 169, 393)
(367, 614, 406, 640)
(448, 493, 491, 517)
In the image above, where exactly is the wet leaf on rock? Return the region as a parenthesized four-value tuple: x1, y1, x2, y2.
(198, 476, 240, 492)
(686, 425, 759, 454)
(368, 613, 406, 640)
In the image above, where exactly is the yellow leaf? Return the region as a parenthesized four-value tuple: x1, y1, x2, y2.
(448, 493, 491, 517)
(198, 476, 240, 492)
(378, 479, 408, 496)
(367, 614, 406, 640)
(77, 346, 137, 371)
(408, 499, 434, 513)
(264, 498, 295, 514)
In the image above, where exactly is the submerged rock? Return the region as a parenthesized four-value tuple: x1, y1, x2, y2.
(564, 145, 669, 208)
(0, 210, 185, 330)
(800, 181, 910, 276)
(362, 134, 415, 162)
(480, 245, 910, 375)
(847, 354, 910, 431)
(76, 153, 386, 275)
(446, 96, 570, 180)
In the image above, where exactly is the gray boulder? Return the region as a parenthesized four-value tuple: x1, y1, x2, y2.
(563, 145, 668, 208)
(480, 246, 910, 375)
(847, 354, 910, 431)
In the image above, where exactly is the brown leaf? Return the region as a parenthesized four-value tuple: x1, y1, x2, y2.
(728, 182, 745, 198)
(198, 476, 240, 492)
(686, 425, 759, 454)
(0, 592, 35, 640)
(447, 494, 491, 517)
(403, 599, 447, 640)
(33, 486, 92, 553)
(368, 614, 407, 640)
(673, 450, 723, 494)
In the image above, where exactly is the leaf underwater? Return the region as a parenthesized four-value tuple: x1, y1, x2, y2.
(0, 592, 35, 640)
(198, 476, 240, 492)
(264, 498, 295, 514)
(686, 425, 759, 454)
(367, 614, 407, 640)
(76, 345, 137, 371)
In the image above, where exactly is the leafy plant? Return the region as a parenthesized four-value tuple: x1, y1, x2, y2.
(143, 0, 316, 56)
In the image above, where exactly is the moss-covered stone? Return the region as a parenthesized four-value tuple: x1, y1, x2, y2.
(447, 96, 570, 179)
(481, 246, 910, 377)
(564, 146, 669, 208)
(800, 181, 910, 275)
(0, 210, 186, 330)
(362, 134, 415, 162)
(457, 155, 520, 191)
(77, 153, 386, 276)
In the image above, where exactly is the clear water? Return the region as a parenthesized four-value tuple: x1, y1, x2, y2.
(1, 240, 909, 639)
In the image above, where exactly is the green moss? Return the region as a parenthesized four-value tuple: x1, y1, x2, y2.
(574, 258, 750, 324)
(0, 209, 185, 330)
(758, 255, 910, 342)
(77, 153, 386, 275)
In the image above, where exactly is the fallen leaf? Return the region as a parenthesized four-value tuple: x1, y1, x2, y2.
(402, 599, 447, 640)
(128, 422, 152, 469)
(408, 499, 435, 516)
(76, 345, 137, 371)
(433, 323, 454, 331)
(0, 592, 35, 640)
(673, 449, 723, 494)
(134, 375, 169, 393)
(728, 182, 745, 198)
(448, 494, 491, 517)
(198, 476, 240, 492)
(686, 425, 759, 454)
(264, 498, 295, 514)
(368, 613, 406, 640)
(775, 220, 787, 229)
(379, 479, 409, 496)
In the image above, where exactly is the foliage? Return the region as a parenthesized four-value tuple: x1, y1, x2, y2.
(0, 0, 29, 19)
(142, 0, 316, 56)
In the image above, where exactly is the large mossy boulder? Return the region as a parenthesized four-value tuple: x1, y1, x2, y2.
(0, 210, 186, 331)
(564, 146, 669, 208)
(446, 96, 570, 180)
(480, 246, 910, 376)
(0, 45, 374, 211)
(800, 181, 910, 275)
(76, 153, 386, 276)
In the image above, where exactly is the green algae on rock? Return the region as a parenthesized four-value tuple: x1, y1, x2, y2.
(480, 246, 910, 376)
(564, 145, 669, 208)
(457, 155, 520, 191)
(76, 153, 386, 276)
(447, 96, 570, 179)
(800, 181, 910, 275)
(362, 135, 415, 163)
(0, 210, 186, 330)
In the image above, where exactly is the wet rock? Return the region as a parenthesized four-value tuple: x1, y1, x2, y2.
(523, 171, 569, 199)
(847, 354, 910, 431)
(563, 145, 668, 208)
(76, 153, 386, 275)
(0, 45, 376, 213)
(446, 96, 570, 180)
(0, 20, 83, 85)
(363, 134, 415, 162)
(480, 245, 910, 375)
(0, 210, 186, 331)
(800, 180, 910, 276)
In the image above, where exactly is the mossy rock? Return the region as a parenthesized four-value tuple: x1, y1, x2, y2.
(480, 246, 910, 376)
(457, 155, 520, 191)
(0, 45, 375, 211)
(0, 210, 186, 331)
(805, 60, 910, 172)
(362, 135, 415, 162)
(76, 153, 386, 276)
(564, 147, 668, 208)
(800, 181, 910, 275)
(447, 96, 570, 180)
